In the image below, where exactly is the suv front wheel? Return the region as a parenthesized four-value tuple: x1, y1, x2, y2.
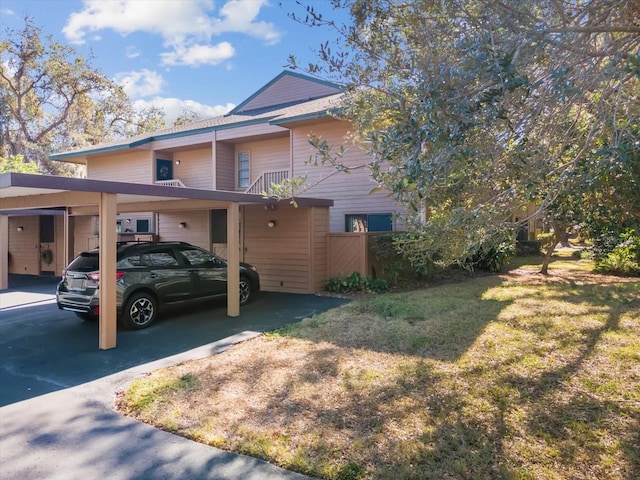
(239, 276, 253, 305)
(121, 292, 158, 329)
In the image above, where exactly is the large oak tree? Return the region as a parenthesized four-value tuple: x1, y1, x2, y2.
(290, 0, 640, 273)
(0, 17, 165, 175)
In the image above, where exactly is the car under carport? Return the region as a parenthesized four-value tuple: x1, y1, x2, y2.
(1, 172, 332, 350)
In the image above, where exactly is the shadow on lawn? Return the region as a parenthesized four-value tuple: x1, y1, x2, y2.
(272, 268, 640, 479)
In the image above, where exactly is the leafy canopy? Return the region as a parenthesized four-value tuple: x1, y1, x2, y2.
(290, 0, 640, 272)
(0, 17, 166, 175)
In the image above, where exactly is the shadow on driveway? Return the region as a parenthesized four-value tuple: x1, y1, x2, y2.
(1, 275, 349, 407)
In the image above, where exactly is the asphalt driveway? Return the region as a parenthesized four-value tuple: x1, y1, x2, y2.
(0, 275, 349, 479)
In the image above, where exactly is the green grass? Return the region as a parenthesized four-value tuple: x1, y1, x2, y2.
(118, 254, 640, 479)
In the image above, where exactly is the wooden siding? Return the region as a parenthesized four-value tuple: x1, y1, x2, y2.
(238, 75, 339, 112)
(243, 203, 315, 294)
(327, 233, 367, 279)
(157, 211, 210, 250)
(74, 216, 99, 254)
(234, 136, 290, 191)
(173, 147, 213, 189)
(310, 207, 329, 292)
(216, 124, 288, 141)
(8, 216, 40, 275)
(87, 150, 153, 183)
(291, 120, 404, 232)
(215, 142, 235, 191)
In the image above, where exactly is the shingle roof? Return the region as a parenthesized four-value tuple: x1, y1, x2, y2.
(50, 76, 345, 161)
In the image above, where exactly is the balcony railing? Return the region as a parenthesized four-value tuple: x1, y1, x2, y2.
(245, 169, 289, 195)
(155, 179, 186, 188)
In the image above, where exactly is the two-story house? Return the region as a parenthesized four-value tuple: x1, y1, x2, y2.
(4, 71, 404, 294)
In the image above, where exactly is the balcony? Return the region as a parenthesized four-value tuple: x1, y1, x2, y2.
(245, 169, 289, 195)
(155, 179, 186, 188)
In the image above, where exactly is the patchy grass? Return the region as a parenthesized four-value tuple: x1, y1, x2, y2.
(117, 253, 640, 479)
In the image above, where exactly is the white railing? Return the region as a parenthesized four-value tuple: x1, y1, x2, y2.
(245, 169, 289, 195)
(155, 179, 186, 187)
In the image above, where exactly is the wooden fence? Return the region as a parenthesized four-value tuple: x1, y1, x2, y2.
(327, 232, 390, 279)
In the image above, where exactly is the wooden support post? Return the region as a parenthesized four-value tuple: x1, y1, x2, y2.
(63, 209, 74, 268)
(99, 193, 117, 350)
(227, 202, 240, 317)
(0, 215, 8, 290)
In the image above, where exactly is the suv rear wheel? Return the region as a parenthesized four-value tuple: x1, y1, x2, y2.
(121, 292, 158, 329)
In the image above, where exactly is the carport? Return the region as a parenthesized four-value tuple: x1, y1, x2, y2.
(0, 172, 331, 350)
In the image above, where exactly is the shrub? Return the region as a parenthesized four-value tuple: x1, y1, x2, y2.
(516, 240, 542, 256)
(462, 242, 514, 273)
(594, 229, 640, 276)
(325, 271, 389, 294)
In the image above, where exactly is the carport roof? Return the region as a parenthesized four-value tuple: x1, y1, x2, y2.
(0, 172, 333, 211)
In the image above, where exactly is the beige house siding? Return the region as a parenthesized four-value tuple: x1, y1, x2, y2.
(157, 211, 210, 250)
(234, 136, 290, 191)
(87, 150, 154, 184)
(243, 203, 314, 294)
(215, 142, 235, 191)
(8, 216, 40, 275)
(6, 215, 66, 276)
(310, 207, 329, 292)
(239, 75, 339, 112)
(291, 120, 403, 232)
(73, 215, 99, 254)
(173, 147, 213, 189)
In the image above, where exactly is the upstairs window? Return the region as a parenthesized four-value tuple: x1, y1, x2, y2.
(237, 152, 250, 189)
(345, 213, 393, 232)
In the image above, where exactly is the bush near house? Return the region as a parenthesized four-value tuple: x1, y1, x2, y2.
(595, 229, 640, 276)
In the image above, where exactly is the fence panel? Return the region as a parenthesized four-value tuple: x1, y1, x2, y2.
(327, 233, 367, 278)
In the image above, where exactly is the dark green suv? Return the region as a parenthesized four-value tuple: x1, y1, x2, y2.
(56, 241, 260, 329)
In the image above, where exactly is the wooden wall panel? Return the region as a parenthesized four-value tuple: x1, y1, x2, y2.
(173, 147, 213, 189)
(8, 216, 39, 275)
(157, 210, 210, 250)
(215, 142, 235, 191)
(243, 203, 314, 294)
(291, 120, 404, 232)
(73, 216, 98, 254)
(87, 150, 153, 183)
(234, 136, 290, 189)
(327, 233, 366, 278)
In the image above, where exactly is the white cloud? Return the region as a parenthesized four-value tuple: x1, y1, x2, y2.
(0, 8, 14, 16)
(125, 46, 140, 59)
(160, 42, 235, 67)
(62, 0, 282, 66)
(134, 98, 235, 125)
(114, 69, 165, 98)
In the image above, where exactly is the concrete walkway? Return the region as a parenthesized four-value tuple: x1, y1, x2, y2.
(1, 276, 348, 479)
(1, 334, 312, 480)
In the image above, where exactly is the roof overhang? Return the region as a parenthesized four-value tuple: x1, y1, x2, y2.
(0, 173, 333, 213)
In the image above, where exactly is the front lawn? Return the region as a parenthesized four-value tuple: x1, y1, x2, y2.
(117, 253, 640, 479)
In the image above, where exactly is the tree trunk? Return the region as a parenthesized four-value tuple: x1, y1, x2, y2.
(540, 221, 563, 275)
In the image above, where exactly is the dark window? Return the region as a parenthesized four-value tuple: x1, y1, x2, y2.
(345, 213, 392, 232)
(237, 152, 249, 189)
(179, 247, 224, 267)
(67, 252, 99, 271)
(40, 215, 55, 243)
(211, 209, 227, 243)
(136, 219, 150, 232)
(156, 159, 173, 181)
(141, 250, 179, 267)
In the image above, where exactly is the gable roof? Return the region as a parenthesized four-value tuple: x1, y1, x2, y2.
(51, 71, 344, 162)
(229, 70, 342, 115)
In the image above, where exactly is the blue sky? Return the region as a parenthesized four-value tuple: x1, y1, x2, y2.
(0, 0, 348, 123)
